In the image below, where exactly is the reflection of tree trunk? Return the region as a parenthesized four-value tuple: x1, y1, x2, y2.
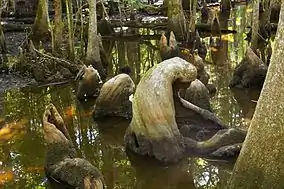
(1, 145, 12, 167)
(129, 154, 196, 189)
(136, 44, 141, 81)
(118, 41, 126, 73)
(211, 39, 228, 65)
(211, 14, 229, 65)
(102, 144, 114, 189)
(231, 89, 260, 127)
(126, 41, 138, 78)
(221, 0, 231, 14)
(228, 2, 284, 187)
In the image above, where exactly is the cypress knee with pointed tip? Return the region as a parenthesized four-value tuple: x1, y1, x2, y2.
(93, 74, 135, 120)
(159, 31, 179, 61)
(76, 65, 103, 100)
(43, 104, 104, 189)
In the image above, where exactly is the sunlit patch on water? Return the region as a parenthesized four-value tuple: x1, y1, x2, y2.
(0, 4, 259, 188)
(0, 170, 14, 185)
(0, 119, 27, 142)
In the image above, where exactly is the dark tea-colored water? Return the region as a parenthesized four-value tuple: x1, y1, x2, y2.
(0, 4, 260, 189)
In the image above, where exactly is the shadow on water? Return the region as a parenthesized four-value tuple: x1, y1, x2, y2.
(0, 4, 261, 189)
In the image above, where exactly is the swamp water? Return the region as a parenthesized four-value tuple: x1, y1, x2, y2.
(0, 4, 261, 189)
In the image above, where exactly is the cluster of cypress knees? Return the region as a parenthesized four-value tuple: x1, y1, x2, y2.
(42, 31, 266, 188)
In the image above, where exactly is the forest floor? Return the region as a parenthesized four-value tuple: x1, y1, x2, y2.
(0, 29, 36, 93)
(0, 72, 36, 93)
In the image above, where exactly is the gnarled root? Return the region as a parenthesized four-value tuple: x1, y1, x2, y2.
(184, 128, 246, 159)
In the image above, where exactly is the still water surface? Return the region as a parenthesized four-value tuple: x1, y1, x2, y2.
(0, 4, 261, 189)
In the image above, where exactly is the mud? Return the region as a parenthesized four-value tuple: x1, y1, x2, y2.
(0, 72, 36, 93)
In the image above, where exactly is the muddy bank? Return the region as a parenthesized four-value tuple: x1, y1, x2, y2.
(0, 72, 36, 93)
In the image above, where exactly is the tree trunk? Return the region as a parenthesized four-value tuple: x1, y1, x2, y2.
(250, 0, 260, 52)
(32, 0, 51, 47)
(190, 0, 197, 32)
(167, 0, 187, 39)
(86, 0, 105, 78)
(66, 0, 75, 60)
(228, 1, 284, 188)
(52, 0, 63, 54)
(0, 0, 8, 63)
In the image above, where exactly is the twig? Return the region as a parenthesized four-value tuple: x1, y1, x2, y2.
(29, 40, 83, 69)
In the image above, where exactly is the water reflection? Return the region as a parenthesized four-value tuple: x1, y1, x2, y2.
(0, 4, 260, 189)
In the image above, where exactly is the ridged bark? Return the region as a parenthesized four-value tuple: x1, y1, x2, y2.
(32, 0, 51, 47)
(228, 1, 284, 188)
(52, 0, 62, 54)
(86, 0, 105, 77)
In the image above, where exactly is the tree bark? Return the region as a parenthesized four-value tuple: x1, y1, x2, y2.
(124, 57, 198, 163)
(86, 0, 105, 78)
(32, 0, 51, 47)
(52, 0, 63, 54)
(167, 0, 188, 38)
(251, 0, 260, 52)
(228, 1, 284, 188)
(66, 0, 75, 60)
(0, 0, 8, 63)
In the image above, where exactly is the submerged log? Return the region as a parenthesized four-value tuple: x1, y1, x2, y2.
(43, 104, 104, 188)
(93, 73, 135, 120)
(124, 57, 246, 164)
(76, 65, 103, 100)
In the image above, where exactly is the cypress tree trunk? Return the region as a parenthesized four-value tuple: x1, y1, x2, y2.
(52, 0, 63, 54)
(190, 0, 197, 32)
(32, 0, 51, 47)
(228, 1, 284, 188)
(86, 0, 105, 78)
(66, 0, 75, 60)
(251, 0, 260, 52)
(167, 0, 187, 38)
(0, 0, 8, 63)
